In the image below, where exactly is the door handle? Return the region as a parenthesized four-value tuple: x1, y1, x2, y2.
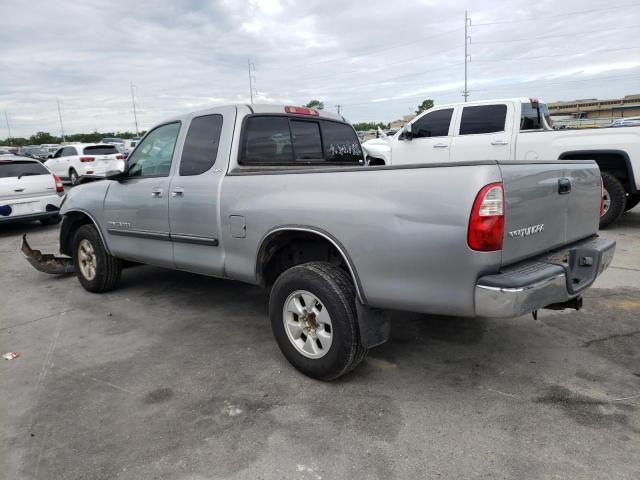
(433, 143, 449, 148)
(171, 187, 184, 197)
(491, 140, 509, 146)
(558, 178, 572, 195)
(151, 188, 163, 198)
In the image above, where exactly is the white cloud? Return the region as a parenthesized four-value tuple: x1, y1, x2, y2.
(1, 0, 639, 137)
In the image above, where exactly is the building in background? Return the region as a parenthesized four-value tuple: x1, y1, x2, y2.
(549, 94, 640, 119)
(390, 114, 415, 130)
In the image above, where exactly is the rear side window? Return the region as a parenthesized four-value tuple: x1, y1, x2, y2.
(62, 146, 77, 156)
(291, 120, 323, 161)
(180, 114, 223, 176)
(459, 105, 507, 135)
(0, 161, 49, 178)
(321, 121, 363, 163)
(240, 116, 363, 165)
(520, 103, 543, 130)
(84, 145, 118, 155)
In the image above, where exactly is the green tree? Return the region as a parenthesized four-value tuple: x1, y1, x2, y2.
(29, 131, 61, 145)
(352, 122, 390, 131)
(304, 100, 325, 110)
(415, 99, 434, 116)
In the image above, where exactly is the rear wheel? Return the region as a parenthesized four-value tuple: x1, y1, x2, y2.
(72, 224, 121, 292)
(69, 169, 79, 186)
(599, 172, 626, 229)
(269, 262, 367, 380)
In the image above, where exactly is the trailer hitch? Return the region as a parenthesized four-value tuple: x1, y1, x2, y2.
(21, 235, 75, 274)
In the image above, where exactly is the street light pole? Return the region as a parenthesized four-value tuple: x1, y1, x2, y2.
(4, 110, 12, 144)
(130, 82, 139, 136)
(57, 99, 66, 143)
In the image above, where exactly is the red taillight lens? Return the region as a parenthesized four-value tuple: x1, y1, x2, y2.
(284, 106, 320, 116)
(599, 176, 605, 217)
(80, 156, 95, 162)
(468, 182, 505, 252)
(53, 175, 64, 192)
(115, 154, 124, 160)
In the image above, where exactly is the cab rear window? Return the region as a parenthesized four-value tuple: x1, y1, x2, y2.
(240, 116, 364, 166)
(0, 160, 49, 178)
(84, 145, 118, 155)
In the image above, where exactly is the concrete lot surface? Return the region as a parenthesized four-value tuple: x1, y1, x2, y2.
(1, 209, 639, 479)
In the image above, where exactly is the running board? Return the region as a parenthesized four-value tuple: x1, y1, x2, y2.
(21, 235, 75, 274)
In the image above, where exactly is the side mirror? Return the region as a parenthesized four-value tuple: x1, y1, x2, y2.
(402, 123, 413, 141)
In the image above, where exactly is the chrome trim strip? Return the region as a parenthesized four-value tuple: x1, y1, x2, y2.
(107, 228, 170, 241)
(171, 233, 219, 246)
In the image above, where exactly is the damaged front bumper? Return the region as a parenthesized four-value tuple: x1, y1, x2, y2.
(21, 235, 75, 274)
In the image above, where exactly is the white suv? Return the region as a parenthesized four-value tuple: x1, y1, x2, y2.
(45, 144, 125, 185)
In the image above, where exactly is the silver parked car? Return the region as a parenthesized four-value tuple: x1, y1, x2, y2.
(23, 104, 615, 379)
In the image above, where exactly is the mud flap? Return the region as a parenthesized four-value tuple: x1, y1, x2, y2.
(21, 235, 75, 274)
(356, 300, 391, 349)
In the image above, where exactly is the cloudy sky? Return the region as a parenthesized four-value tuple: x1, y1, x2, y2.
(1, 0, 639, 137)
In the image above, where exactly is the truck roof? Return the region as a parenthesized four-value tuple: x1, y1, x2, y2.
(432, 98, 541, 108)
(163, 104, 346, 124)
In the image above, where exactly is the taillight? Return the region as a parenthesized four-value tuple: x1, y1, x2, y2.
(80, 156, 95, 162)
(284, 106, 320, 116)
(600, 176, 605, 217)
(115, 154, 124, 160)
(468, 182, 505, 252)
(529, 97, 539, 107)
(53, 175, 64, 192)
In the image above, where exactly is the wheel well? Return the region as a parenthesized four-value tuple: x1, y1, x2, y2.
(257, 230, 356, 289)
(559, 151, 635, 194)
(60, 211, 94, 256)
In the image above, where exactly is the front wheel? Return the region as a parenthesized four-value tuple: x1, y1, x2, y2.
(269, 262, 367, 380)
(599, 172, 626, 229)
(72, 224, 122, 292)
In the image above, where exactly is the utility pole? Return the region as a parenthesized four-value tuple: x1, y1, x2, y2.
(335, 104, 342, 115)
(57, 98, 66, 143)
(4, 110, 12, 144)
(248, 59, 257, 104)
(463, 10, 471, 102)
(130, 82, 139, 136)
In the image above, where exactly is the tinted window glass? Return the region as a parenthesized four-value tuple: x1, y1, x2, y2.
(459, 105, 507, 135)
(412, 108, 453, 138)
(127, 122, 181, 177)
(62, 147, 77, 156)
(321, 120, 364, 163)
(520, 103, 543, 130)
(0, 160, 49, 178)
(84, 145, 118, 155)
(291, 120, 323, 161)
(241, 117, 292, 164)
(180, 114, 223, 176)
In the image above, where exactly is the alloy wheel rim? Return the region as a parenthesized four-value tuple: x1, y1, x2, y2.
(282, 290, 333, 359)
(602, 188, 611, 216)
(78, 239, 97, 280)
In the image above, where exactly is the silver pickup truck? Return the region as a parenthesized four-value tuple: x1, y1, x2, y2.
(23, 104, 615, 380)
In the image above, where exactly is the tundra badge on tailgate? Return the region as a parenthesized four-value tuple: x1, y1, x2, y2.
(508, 224, 544, 238)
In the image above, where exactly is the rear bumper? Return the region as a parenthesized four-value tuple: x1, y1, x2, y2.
(0, 210, 59, 224)
(475, 236, 615, 318)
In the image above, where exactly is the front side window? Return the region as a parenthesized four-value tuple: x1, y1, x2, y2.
(291, 120, 323, 161)
(411, 108, 453, 138)
(126, 122, 181, 178)
(180, 114, 223, 176)
(459, 105, 507, 135)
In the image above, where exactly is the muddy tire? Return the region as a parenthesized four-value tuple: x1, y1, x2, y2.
(600, 172, 626, 229)
(269, 262, 367, 380)
(72, 224, 121, 293)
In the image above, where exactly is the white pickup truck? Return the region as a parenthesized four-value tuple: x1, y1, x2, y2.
(362, 98, 640, 227)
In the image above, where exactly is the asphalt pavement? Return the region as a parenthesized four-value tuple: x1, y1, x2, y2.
(1, 208, 639, 479)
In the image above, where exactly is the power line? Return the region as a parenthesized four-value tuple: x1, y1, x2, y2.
(472, 1, 640, 26)
(472, 45, 640, 64)
(474, 24, 637, 45)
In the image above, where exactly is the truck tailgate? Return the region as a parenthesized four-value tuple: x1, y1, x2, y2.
(499, 160, 601, 266)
